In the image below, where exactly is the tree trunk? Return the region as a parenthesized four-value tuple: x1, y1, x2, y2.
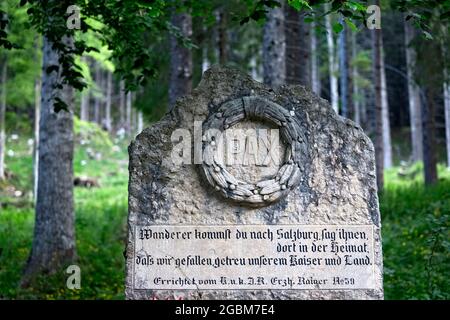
(298, 12, 311, 88)
(284, 6, 301, 85)
(126, 91, 132, 136)
(105, 71, 112, 132)
(404, 19, 423, 162)
(131, 98, 136, 136)
(381, 47, 393, 168)
(440, 24, 450, 168)
(263, 3, 285, 87)
(79, 57, 89, 121)
(339, 22, 349, 118)
(285, 6, 310, 86)
(445, 79, 450, 168)
(352, 32, 361, 124)
(346, 27, 354, 120)
(169, 13, 192, 110)
(372, 6, 384, 192)
(422, 88, 438, 185)
(218, 10, 228, 65)
(23, 35, 76, 282)
(94, 64, 101, 124)
(119, 80, 125, 129)
(137, 110, 143, 134)
(33, 78, 41, 203)
(311, 20, 321, 94)
(80, 90, 89, 121)
(325, 5, 339, 113)
(0, 56, 6, 180)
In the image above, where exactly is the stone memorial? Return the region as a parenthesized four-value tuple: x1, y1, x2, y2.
(125, 66, 384, 300)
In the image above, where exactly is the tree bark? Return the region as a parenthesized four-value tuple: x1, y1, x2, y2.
(325, 5, 339, 113)
(126, 91, 132, 136)
(0, 55, 6, 180)
(346, 27, 354, 120)
(33, 77, 41, 203)
(79, 57, 89, 121)
(218, 10, 228, 65)
(169, 13, 192, 110)
(422, 88, 438, 185)
(285, 6, 310, 86)
(80, 91, 88, 121)
(298, 12, 311, 88)
(263, 3, 285, 87)
(381, 46, 393, 168)
(0, 12, 7, 181)
(119, 80, 125, 129)
(94, 64, 102, 124)
(131, 98, 136, 136)
(440, 24, 450, 168)
(445, 79, 450, 168)
(137, 110, 143, 134)
(311, 20, 321, 95)
(105, 71, 112, 132)
(352, 31, 361, 124)
(23, 35, 76, 282)
(339, 22, 349, 118)
(284, 6, 301, 85)
(404, 19, 423, 162)
(372, 6, 384, 192)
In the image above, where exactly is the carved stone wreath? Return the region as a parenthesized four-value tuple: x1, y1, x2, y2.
(201, 96, 306, 206)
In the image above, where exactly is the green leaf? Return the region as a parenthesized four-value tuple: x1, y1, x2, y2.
(287, 0, 312, 11)
(345, 18, 358, 32)
(333, 22, 344, 34)
(346, 1, 366, 12)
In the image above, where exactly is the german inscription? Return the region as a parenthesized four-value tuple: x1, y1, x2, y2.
(133, 225, 375, 290)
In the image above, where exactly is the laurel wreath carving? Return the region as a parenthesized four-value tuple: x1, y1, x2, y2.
(201, 96, 306, 206)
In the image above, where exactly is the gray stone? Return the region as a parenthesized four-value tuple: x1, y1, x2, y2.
(125, 66, 383, 300)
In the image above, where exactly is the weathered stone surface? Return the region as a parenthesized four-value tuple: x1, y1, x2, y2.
(125, 66, 383, 300)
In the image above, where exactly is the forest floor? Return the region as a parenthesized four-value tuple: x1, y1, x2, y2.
(0, 120, 449, 299)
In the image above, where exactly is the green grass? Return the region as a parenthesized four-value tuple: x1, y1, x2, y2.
(0, 122, 449, 299)
(0, 120, 128, 299)
(381, 166, 450, 299)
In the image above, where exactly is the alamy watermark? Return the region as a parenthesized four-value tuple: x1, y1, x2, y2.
(366, 5, 381, 30)
(66, 264, 81, 289)
(66, 5, 81, 30)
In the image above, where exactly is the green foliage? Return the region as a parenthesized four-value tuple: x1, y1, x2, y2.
(0, 131, 128, 299)
(381, 176, 450, 299)
(1, 0, 41, 109)
(391, 0, 450, 39)
(74, 117, 113, 149)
